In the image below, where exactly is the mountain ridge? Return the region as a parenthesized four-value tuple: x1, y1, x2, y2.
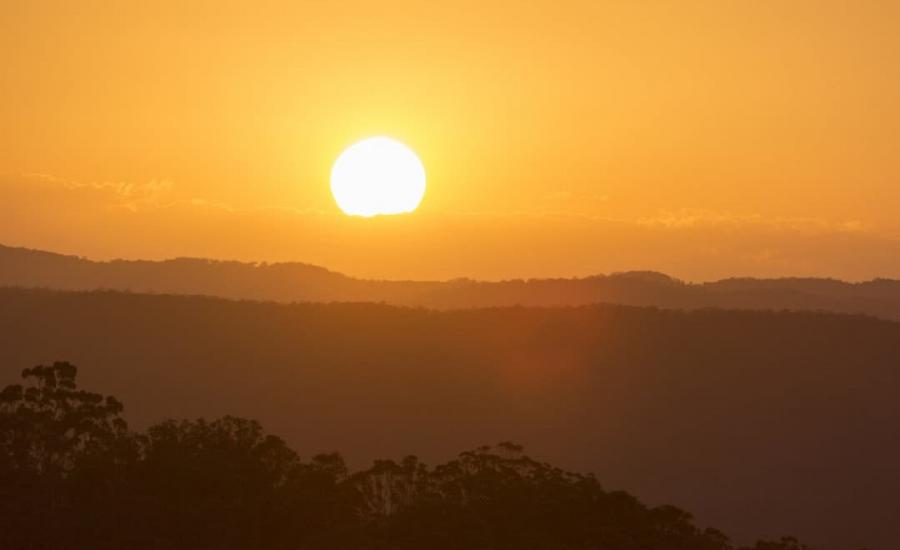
(3, 243, 900, 320)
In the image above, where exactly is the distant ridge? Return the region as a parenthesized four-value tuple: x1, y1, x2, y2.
(2, 243, 900, 320)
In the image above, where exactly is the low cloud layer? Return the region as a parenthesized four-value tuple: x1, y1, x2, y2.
(2, 173, 898, 282)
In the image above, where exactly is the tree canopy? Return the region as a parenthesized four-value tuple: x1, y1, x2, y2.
(0, 363, 846, 550)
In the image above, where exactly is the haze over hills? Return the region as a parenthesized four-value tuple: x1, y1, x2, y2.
(1, 287, 897, 550)
(3, 244, 900, 320)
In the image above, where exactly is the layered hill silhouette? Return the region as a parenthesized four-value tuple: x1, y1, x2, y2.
(1, 361, 808, 550)
(0, 287, 896, 549)
(3, 244, 900, 319)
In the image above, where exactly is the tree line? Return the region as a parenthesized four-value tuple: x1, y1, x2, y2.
(0, 362, 832, 550)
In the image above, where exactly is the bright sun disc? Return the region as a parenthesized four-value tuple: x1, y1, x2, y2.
(330, 137, 426, 217)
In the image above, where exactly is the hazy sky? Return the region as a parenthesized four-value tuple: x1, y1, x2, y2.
(2, 1, 898, 280)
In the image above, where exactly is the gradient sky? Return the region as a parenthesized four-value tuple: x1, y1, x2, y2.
(2, 1, 898, 280)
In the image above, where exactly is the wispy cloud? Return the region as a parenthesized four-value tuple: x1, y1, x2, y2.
(13, 173, 332, 217)
(635, 208, 871, 234)
(20, 172, 176, 211)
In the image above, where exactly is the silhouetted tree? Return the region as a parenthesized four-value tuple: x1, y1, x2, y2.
(0, 362, 136, 549)
(739, 537, 812, 550)
(133, 417, 289, 547)
(0, 363, 828, 550)
(0, 361, 131, 477)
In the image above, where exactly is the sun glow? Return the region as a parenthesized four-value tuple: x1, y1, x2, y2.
(330, 137, 426, 217)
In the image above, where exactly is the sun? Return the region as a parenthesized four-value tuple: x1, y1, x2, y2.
(330, 137, 426, 217)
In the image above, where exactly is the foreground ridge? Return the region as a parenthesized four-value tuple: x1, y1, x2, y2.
(1, 362, 822, 550)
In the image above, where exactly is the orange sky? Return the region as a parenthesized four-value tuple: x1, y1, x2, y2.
(2, 1, 898, 281)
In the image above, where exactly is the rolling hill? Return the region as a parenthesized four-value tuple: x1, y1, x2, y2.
(3, 244, 900, 319)
(0, 287, 896, 549)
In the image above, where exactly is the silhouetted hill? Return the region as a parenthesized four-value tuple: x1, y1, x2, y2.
(1, 361, 803, 550)
(0, 287, 896, 549)
(3, 244, 900, 319)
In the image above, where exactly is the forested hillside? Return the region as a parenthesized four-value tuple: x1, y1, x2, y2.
(0, 288, 896, 548)
(1, 362, 818, 550)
